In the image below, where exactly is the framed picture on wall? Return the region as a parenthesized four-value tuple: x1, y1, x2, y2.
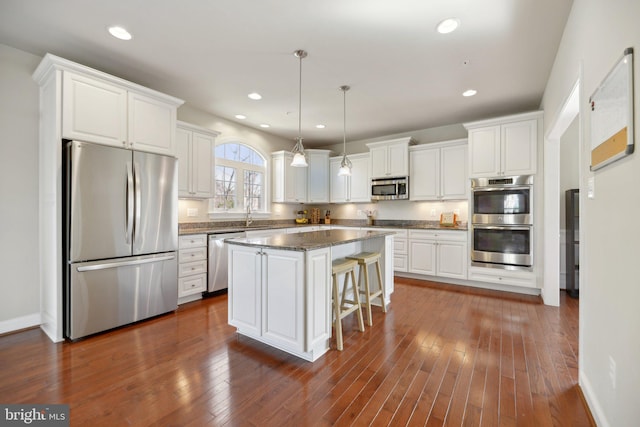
(589, 47, 634, 171)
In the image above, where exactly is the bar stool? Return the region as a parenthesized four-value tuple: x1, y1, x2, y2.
(347, 251, 386, 326)
(331, 258, 365, 351)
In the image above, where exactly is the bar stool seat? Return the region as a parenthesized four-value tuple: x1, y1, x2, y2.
(331, 258, 365, 351)
(347, 251, 386, 326)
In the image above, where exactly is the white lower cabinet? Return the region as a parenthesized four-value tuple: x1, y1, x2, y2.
(360, 227, 407, 273)
(408, 230, 467, 280)
(468, 266, 537, 289)
(228, 244, 332, 361)
(178, 234, 208, 303)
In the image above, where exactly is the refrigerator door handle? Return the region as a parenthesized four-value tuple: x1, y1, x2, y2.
(133, 161, 142, 245)
(76, 254, 176, 272)
(125, 162, 134, 244)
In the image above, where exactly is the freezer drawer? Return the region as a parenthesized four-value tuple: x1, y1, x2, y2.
(66, 253, 178, 339)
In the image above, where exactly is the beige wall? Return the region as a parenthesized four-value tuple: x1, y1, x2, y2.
(541, 0, 640, 424)
(0, 44, 41, 329)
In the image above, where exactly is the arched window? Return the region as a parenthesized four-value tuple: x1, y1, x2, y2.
(213, 142, 266, 213)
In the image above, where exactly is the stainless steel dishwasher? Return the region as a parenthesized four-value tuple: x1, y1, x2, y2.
(208, 232, 245, 292)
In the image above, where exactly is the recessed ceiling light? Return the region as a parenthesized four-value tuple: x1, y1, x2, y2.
(235, 114, 247, 120)
(315, 124, 326, 129)
(259, 124, 270, 128)
(248, 92, 262, 100)
(463, 89, 477, 97)
(108, 26, 132, 41)
(436, 18, 460, 34)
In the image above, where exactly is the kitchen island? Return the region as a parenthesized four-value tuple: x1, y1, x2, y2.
(226, 229, 394, 362)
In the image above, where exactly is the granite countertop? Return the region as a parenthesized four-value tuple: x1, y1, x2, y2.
(178, 221, 467, 236)
(225, 229, 394, 252)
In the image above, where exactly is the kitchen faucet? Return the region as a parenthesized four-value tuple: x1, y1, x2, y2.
(245, 203, 253, 227)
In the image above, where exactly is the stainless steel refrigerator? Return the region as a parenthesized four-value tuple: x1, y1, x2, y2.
(64, 140, 178, 340)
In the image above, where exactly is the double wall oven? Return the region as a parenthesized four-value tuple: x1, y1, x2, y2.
(471, 175, 533, 271)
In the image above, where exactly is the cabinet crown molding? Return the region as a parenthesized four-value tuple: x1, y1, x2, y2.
(33, 53, 184, 106)
(365, 136, 416, 149)
(177, 121, 220, 137)
(463, 111, 543, 130)
(409, 138, 467, 151)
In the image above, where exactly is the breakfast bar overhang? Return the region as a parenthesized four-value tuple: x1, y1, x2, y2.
(226, 229, 394, 362)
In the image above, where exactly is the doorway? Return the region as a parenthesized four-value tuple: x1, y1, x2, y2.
(543, 79, 580, 307)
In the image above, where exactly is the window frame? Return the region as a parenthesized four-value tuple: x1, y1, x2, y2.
(209, 140, 270, 219)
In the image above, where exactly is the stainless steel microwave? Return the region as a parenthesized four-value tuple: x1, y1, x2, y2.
(371, 177, 408, 200)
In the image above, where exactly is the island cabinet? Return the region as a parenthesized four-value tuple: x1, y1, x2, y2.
(464, 111, 542, 178)
(227, 229, 394, 361)
(409, 139, 468, 201)
(329, 153, 370, 203)
(176, 121, 219, 198)
(366, 137, 416, 179)
(228, 245, 332, 361)
(62, 68, 182, 156)
(408, 230, 467, 280)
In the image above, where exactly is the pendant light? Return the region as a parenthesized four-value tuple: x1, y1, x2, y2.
(337, 85, 352, 176)
(290, 49, 308, 167)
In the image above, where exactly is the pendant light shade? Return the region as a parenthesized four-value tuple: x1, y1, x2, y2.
(290, 50, 308, 167)
(337, 85, 352, 176)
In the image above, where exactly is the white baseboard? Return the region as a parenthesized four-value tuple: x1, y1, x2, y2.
(580, 370, 609, 427)
(0, 313, 41, 335)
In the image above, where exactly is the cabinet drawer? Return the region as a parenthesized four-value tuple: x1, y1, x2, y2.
(178, 273, 206, 297)
(409, 229, 466, 242)
(468, 267, 536, 288)
(179, 247, 207, 263)
(408, 230, 437, 240)
(394, 238, 407, 255)
(179, 234, 207, 249)
(179, 260, 207, 277)
(394, 254, 408, 272)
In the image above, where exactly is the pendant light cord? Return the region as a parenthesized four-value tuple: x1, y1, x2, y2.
(298, 52, 302, 140)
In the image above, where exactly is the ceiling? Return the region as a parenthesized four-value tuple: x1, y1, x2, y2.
(0, 0, 573, 147)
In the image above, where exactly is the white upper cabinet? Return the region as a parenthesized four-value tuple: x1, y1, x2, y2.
(306, 149, 331, 203)
(329, 153, 370, 203)
(272, 151, 308, 203)
(176, 121, 219, 198)
(62, 71, 127, 146)
(60, 63, 182, 155)
(272, 149, 330, 203)
(410, 139, 468, 201)
(366, 137, 415, 178)
(465, 111, 542, 178)
(127, 92, 177, 155)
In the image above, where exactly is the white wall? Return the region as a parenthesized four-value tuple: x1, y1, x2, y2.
(541, 1, 640, 425)
(0, 44, 41, 331)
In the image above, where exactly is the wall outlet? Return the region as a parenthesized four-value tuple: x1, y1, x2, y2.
(588, 176, 595, 199)
(609, 356, 616, 389)
(187, 208, 198, 217)
(357, 210, 363, 217)
(430, 209, 436, 217)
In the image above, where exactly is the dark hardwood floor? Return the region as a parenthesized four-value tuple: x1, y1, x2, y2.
(0, 278, 592, 426)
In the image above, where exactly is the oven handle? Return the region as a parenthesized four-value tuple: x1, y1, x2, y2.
(472, 225, 532, 231)
(472, 185, 531, 192)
